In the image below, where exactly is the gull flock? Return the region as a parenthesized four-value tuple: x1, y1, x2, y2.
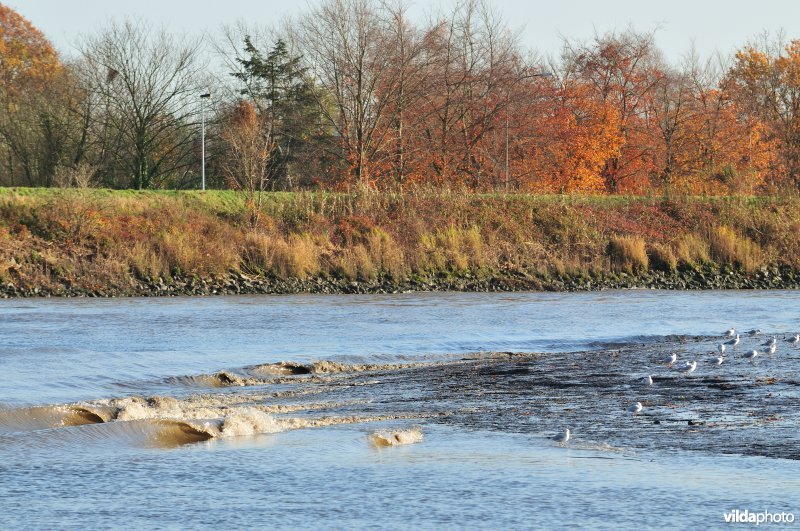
(553, 326, 798, 447)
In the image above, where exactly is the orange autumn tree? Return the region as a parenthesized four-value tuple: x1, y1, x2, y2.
(0, 4, 80, 187)
(402, 15, 477, 188)
(220, 100, 274, 226)
(468, 72, 550, 192)
(675, 87, 770, 194)
(563, 30, 664, 193)
(519, 81, 623, 193)
(725, 37, 800, 188)
(0, 4, 61, 94)
(399, 2, 533, 190)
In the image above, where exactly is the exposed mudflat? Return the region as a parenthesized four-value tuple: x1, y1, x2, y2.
(3, 335, 797, 459)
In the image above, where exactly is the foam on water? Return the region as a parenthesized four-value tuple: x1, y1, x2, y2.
(219, 408, 281, 437)
(368, 427, 424, 447)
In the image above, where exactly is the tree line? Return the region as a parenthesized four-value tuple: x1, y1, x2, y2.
(2, 0, 800, 194)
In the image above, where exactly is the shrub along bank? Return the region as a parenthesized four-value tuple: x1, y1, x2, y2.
(1, 188, 799, 297)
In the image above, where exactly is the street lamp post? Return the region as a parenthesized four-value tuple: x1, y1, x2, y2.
(200, 92, 211, 191)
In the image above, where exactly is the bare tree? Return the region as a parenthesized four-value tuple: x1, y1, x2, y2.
(419, 0, 531, 188)
(648, 66, 691, 187)
(78, 19, 204, 189)
(380, 0, 430, 184)
(220, 101, 274, 226)
(294, 0, 403, 184)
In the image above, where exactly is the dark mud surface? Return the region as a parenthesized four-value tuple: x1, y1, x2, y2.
(284, 335, 800, 460)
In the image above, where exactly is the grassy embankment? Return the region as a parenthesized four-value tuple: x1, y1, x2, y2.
(0, 186, 799, 295)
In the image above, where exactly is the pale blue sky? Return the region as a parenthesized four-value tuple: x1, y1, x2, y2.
(9, 0, 800, 63)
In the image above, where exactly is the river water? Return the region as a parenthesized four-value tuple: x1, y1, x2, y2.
(1, 290, 799, 529)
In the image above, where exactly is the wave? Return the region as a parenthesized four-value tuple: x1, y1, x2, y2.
(247, 360, 426, 376)
(0, 404, 116, 433)
(368, 427, 424, 447)
(165, 371, 282, 388)
(0, 395, 303, 434)
(0, 411, 423, 450)
(110, 411, 381, 448)
(160, 359, 430, 390)
(0, 388, 424, 449)
(147, 418, 220, 446)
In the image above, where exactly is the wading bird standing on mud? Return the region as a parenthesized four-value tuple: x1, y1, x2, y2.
(767, 343, 777, 355)
(552, 429, 570, 446)
(725, 334, 740, 349)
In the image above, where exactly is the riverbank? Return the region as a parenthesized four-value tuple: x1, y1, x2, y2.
(2, 264, 800, 298)
(1, 187, 799, 297)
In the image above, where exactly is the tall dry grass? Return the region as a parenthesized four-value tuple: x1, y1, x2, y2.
(607, 235, 649, 273)
(243, 231, 321, 278)
(0, 188, 799, 294)
(708, 226, 763, 272)
(647, 243, 677, 271)
(674, 234, 710, 266)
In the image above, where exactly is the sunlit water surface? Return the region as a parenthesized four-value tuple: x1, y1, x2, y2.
(1, 291, 799, 528)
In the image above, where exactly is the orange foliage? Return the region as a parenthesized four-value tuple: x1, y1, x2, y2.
(670, 89, 769, 193)
(0, 5, 61, 94)
(229, 99, 259, 130)
(4, 2, 800, 195)
(527, 84, 623, 193)
(564, 31, 663, 193)
(725, 38, 800, 188)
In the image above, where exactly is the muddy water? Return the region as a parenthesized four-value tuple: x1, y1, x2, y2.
(1, 291, 799, 528)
